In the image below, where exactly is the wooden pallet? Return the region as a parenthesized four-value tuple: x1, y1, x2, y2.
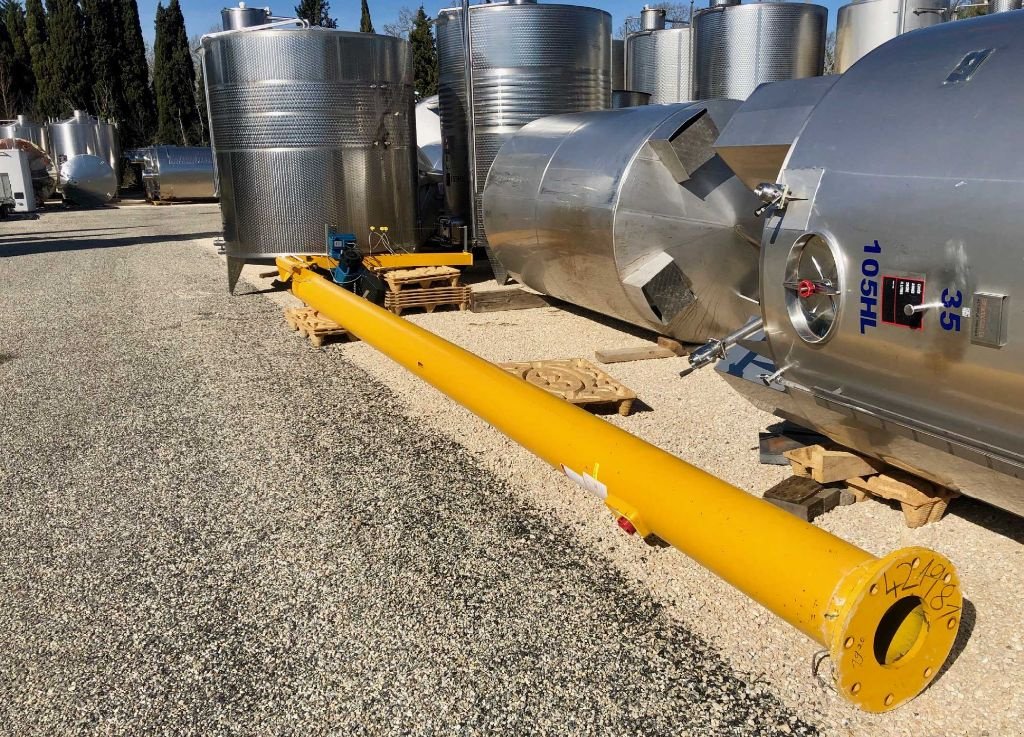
(497, 358, 637, 416)
(382, 266, 461, 292)
(846, 473, 960, 529)
(384, 285, 472, 316)
(284, 307, 350, 347)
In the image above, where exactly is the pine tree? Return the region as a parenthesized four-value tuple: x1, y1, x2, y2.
(294, 0, 336, 28)
(409, 6, 436, 97)
(153, 0, 198, 144)
(25, 0, 54, 116)
(83, 0, 120, 119)
(1, 1, 35, 115)
(46, 0, 93, 115)
(116, 0, 155, 146)
(359, 0, 374, 33)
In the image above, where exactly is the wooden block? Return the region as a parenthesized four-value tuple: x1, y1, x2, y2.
(785, 444, 884, 483)
(595, 344, 677, 364)
(763, 476, 826, 522)
(470, 289, 548, 313)
(655, 336, 689, 356)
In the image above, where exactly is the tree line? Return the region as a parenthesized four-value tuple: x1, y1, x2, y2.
(0, 0, 201, 148)
(0, 0, 440, 151)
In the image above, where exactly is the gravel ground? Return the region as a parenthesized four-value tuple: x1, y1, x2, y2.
(1, 204, 819, 735)
(1, 204, 1020, 735)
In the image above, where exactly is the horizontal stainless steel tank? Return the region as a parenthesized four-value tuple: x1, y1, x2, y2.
(694, 1, 827, 101)
(140, 146, 217, 201)
(714, 12, 1024, 516)
(0, 115, 49, 153)
(202, 27, 418, 290)
(483, 102, 762, 344)
(221, 3, 271, 29)
(59, 154, 116, 207)
(436, 1, 611, 252)
(625, 8, 693, 104)
(835, 0, 949, 74)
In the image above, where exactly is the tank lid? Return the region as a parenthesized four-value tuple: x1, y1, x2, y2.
(640, 5, 667, 30)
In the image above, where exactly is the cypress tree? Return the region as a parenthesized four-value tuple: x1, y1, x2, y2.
(193, 60, 207, 145)
(0, 15, 15, 117)
(153, 0, 198, 144)
(25, 0, 54, 116)
(294, 0, 336, 28)
(409, 6, 437, 97)
(45, 0, 93, 115)
(115, 0, 155, 146)
(1, 1, 35, 115)
(83, 0, 120, 118)
(359, 0, 374, 33)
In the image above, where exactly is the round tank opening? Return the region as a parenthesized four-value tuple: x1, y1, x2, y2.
(784, 233, 842, 344)
(873, 596, 926, 666)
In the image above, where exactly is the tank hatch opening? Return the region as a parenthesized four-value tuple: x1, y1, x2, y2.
(623, 252, 696, 325)
(646, 108, 719, 184)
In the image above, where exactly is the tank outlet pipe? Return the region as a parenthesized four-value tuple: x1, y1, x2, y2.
(275, 257, 963, 713)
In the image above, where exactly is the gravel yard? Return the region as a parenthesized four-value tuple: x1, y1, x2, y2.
(0, 203, 1020, 736)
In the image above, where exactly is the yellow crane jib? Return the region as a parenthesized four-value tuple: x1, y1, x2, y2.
(275, 256, 962, 713)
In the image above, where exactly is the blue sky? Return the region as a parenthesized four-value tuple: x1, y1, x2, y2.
(140, 1, 847, 42)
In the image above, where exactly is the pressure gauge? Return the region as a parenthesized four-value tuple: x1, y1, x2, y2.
(784, 234, 842, 344)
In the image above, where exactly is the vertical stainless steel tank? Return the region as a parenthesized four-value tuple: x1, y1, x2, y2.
(202, 27, 418, 290)
(0, 115, 49, 153)
(96, 120, 121, 187)
(221, 3, 271, 30)
(49, 110, 102, 163)
(693, 1, 827, 100)
(835, 0, 949, 74)
(435, 1, 611, 251)
(989, 0, 1022, 11)
(612, 39, 626, 90)
(483, 101, 762, 343)
(625, 24, 694, 103)
(49, 110, 121, 191)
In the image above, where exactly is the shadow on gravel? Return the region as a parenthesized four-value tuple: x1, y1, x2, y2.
(949, 496, 1024, 545)
(0, 231, 222, 258)
(0, 225, 155, 241)
(0, 351, 15, 365)
(930, 598, 976, 687)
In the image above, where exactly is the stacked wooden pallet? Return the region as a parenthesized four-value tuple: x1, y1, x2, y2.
(284, 306, 350, 347)
(380, 266, 471, 316)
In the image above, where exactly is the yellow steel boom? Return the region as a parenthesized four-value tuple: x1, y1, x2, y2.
(277, 256, 962, 713)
